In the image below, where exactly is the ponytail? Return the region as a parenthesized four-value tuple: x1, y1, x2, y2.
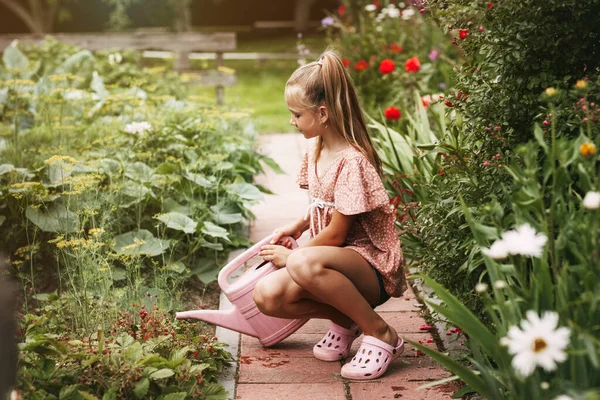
(285, 48, 383, 177)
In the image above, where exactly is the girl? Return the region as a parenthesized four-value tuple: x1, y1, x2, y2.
(254, 49, 406, 381)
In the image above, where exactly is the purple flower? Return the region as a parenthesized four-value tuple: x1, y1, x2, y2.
(439, 82, 447, 89)
(428, 49, 440, 61)
(321, 16, 335, 27)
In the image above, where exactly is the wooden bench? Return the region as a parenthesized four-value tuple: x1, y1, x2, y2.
(0, 32, 237, 105)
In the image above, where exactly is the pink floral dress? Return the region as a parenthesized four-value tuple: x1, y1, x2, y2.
(296, 144, 406, 297)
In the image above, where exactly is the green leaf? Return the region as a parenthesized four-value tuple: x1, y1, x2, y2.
(211, 211, 242, 225)
(125, 162, 154, 183)
(133, 377, 149, 399)
(77, 391, 100, 400)
(226, 183, 263, 201)
(185, 171, 212, 188)
(3, 44, 29, 70)
(113, 230, 169, 256)
(189, 363, 210, 374)
(260, 156, 285, 174)
(149, 368, 175, 380)
(156, 212, 197, 234)
(198, 239, 224, 251)
(166, 261, 186, 274)
(0, 215, 5, 227)
(408, 341, 495, 399)
(26, 204, 80, 233)
(191, 258, 219, 284)
(533, 124, 548, 154)
(124, 342, 143, 364)
(102, 389, 117, 400)
(416, 274, 502, 361)
(163, 198, 191, 215)
(0, 164, 15, 175)
(203, 383, 229, 400)
(59, 384, 81, 399)
(161, 394, 188, 400)
(202, 221, 230, 242)
(112, 268, 127, 281)
(55, 50, 93, 75)
(99, 158, 122, 178)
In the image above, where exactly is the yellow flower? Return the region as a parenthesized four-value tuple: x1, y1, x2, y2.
(44, 155, 78, 168)
(580, 142, 596, 158)
(544, 87, 558, 97)
(575, 80, 588, 90)
(88, 228, 105, 236)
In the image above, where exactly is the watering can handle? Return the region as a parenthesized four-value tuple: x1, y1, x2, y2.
(218, 234, 298, 291)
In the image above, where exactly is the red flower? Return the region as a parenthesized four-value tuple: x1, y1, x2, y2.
(405, 56, 421, 73)
(384, 106, 402, 120)
(459, 29, 468, 39)
(372, 0, 380, 7)
(444, 100, 454, 107)
(389, 43, 404, 53)
(338, 5, 346, 16)
(419, 325, 433, 331)
(379, 58, 395, 74)
(342, 58, 351, 67)
(487, 2, 493, 8)
(354, 60, 369, 71)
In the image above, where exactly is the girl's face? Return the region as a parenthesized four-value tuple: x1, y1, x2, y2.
(286, 99, 324, 139)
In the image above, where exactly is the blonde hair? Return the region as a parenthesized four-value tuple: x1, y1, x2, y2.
(285, 49, 383, 177)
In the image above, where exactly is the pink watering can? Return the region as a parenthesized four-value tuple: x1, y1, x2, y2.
(176, 234, 308, 347)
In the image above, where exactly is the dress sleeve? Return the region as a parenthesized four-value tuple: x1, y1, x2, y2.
(334, 157, 389, 215)
(296, 149, 309, 190)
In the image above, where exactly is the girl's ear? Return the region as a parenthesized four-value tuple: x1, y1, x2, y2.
(319, 105, 329, 124)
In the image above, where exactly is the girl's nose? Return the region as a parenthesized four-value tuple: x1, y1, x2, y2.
(289, 117, 295, 126)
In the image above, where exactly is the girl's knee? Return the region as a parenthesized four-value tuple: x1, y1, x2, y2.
(287, 249, 324, 285)
(253, 278, 286, 316)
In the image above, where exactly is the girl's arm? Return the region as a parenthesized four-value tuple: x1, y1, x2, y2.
(303, 210, 356, 248)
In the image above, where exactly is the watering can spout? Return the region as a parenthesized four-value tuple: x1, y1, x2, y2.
(176, 307, 258, 337)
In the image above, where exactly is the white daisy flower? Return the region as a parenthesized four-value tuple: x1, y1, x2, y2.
(583, 191, 600, 210)
(124, 121, 152, 135)
(540, 382, 550, 390)
(553, 396, 573, 400)
(401, 8, 415, 20)
(493, 280, 507, 289)
(482, 239, 508, 260)
(503, 311, 571, 377)
(475, 283, 488, 293)
(387, 7, 400, 18)
(502, 223, 547, 257)
(365, 4, 377, 12)
(483, 224, 547, 259)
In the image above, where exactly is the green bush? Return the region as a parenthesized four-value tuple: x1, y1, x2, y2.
(0, 39, 277, 397)
(411, 84, 600, 398)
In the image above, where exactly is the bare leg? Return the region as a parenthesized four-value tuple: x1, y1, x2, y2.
(254, 246, 398, 347)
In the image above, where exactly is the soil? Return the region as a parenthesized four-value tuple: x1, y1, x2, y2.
(180, 276, 223, 336)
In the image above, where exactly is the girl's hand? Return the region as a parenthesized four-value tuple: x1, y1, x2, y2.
(271, 223, 303, 248)
(259, 245, 292, 268)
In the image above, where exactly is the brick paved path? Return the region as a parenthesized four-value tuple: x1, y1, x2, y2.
(236, 134, 454, 400)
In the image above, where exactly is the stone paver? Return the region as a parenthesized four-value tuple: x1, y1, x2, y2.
(236, 134, 455, 399)
(236, 383, 347, 400)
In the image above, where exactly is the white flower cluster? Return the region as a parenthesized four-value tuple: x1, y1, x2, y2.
(62, 89, 86, 101)
(375, 4, 415, 22)
(108, 53, 123, 65)
(502, 311, 570, 377)
(482, 223, 547, 260)
(124, 121, 152, 135)
(583, 191, 600, 210)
